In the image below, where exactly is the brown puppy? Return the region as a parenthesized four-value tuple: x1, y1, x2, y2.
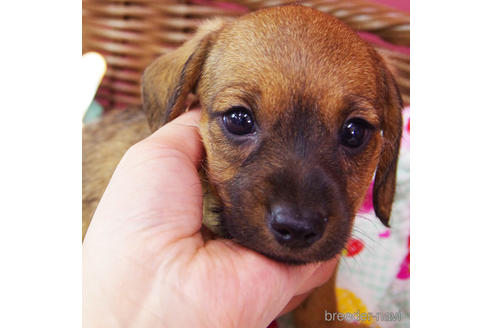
(142, 5, 401, 263)
(84, 5, 402, 327)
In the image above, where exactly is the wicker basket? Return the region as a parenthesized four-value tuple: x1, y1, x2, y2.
(82, 0, 409, 110)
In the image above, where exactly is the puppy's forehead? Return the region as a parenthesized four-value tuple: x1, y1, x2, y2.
(202, 6, 381, 118)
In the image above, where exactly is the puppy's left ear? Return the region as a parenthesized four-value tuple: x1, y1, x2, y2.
(372, 60, 403, 227)
(141, 19, 226, 132)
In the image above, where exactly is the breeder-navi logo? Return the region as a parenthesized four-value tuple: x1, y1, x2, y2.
(325, 310, 402, 323)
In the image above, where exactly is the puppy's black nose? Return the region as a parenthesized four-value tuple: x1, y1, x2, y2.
(268, 204, 327, 248)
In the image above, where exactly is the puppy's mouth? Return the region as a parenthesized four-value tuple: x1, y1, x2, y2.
(209, 209, 350, 265)
(201, 181, 352, 264)
(252, 243, 344, 265)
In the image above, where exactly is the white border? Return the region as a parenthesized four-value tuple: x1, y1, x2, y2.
(411, 1, 492, 327)
(2, 1, 492, 327)
(0, 1, 81, 327)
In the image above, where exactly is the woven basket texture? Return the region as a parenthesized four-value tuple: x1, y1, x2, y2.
(82, 0, 409, 110)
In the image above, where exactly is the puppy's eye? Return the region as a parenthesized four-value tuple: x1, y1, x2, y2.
(223, 107, 255, 135)
(340, 118, 372, 148)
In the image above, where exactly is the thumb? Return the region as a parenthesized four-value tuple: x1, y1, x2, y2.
(91, 109, 205, 244)
(145, 109, 204, 168)
(199, 240, 338, 326)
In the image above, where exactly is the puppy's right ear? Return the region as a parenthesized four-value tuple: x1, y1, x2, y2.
(142, 19, 226, 132)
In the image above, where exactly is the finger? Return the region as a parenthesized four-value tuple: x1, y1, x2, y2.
(278, 292, 311, 316)
(144, 109, 203, 168)
(200, 240, 338, 324)
(271, 258, 337, 321)
(92, 110, 205, 244)
(208, 239, 338, 295)
(277, 259, 337, 317)
(294, 255, 339, 295)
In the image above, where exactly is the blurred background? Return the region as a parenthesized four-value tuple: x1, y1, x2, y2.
(81, 0, 409, 121)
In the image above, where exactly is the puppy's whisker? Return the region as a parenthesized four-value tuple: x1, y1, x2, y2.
(354, 213, 381, 231)
(338, 253, 351, 268)
(341, 246, 364, 271)
(351, 226, 377, 243)
(355, 213, 378, 224)
(350, 227, 382, 255)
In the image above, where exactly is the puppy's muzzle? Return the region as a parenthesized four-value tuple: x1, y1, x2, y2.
(265, 164, 338, 249)
(268, 203, 328, 249)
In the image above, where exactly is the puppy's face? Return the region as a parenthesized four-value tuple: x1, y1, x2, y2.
(142, 6, 402, 264)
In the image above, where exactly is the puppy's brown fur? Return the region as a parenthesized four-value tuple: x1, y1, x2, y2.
(83, 5, 402, 327)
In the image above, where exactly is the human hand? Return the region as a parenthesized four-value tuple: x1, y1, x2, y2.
(83, 109, 338, 328)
